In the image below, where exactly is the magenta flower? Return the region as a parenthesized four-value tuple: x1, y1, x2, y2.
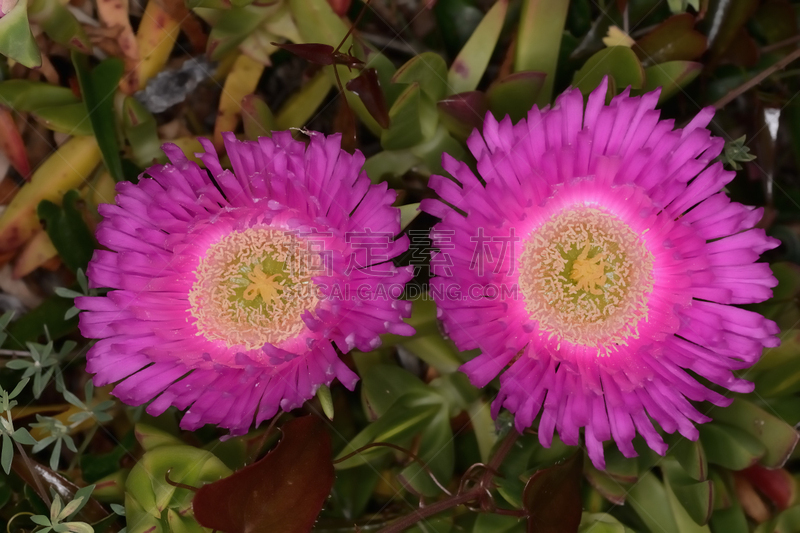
(422, 79, 780, 469)
(76, 132, 414, 435)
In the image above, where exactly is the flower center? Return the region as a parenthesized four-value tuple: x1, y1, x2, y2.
(188, 227, 319, 350)
(518, 206, 654, 354)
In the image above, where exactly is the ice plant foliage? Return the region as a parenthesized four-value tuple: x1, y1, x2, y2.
(422, 78, 781, 469)
(76, 132, 413, 434)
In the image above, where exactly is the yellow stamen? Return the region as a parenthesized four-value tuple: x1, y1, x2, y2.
(243, 265, 284, 304)
(518, 206, 654, 355)
(188, 227, 319, 350)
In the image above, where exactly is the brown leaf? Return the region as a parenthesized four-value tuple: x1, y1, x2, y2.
(273, 42, 364, 69)
(334, 93, 358, 154)
(633, 14, 707, 68)
(346, 68, 389, 129)
(523, 452, 583, 533)
(193, 416, 335, 533)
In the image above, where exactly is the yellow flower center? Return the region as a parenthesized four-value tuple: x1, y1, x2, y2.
(188, 227, 320, 350)
(518, 206, 654, 354)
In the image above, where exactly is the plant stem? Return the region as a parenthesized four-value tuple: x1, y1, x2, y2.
(376, 430, 521, 533)
(714, 47, 800, 109)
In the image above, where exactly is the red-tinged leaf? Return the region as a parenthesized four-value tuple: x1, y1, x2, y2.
(334, 93, 358, 153)
(719, 28, 759, 68)
(741, 465, 797, 510)
(346, 68, 389, 129)
(275, 42, 337, 65)
(437, 91, 488, 140)
(193, 416, 334, 533)
(633, 14, 707, 68)
(523, 452, 583, 533)
(327, 0, 351, 16)
(273, 42, 365, 70)
(0, 107, 29, 177)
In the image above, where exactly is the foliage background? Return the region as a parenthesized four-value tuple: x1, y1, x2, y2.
(0, 0, 799, 532)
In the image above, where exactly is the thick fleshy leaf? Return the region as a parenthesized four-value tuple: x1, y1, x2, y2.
(241, 94, 275, 140)
(37, 190, 96, 273)
(381, 83, 438, 150)
(741, 464, 796, 510)
(707, 398, 800, 468)
(487, 71, 546, 123)
(213, 53, 265, 149)
(28, 0, 91, 53)
(437, 91, 487, 141)
(514, 0, 569, 105)
(206, 4, 276, 60)
(667, 434, 707, 482)
(584, 460, 630, 505)
(123, 97, 162, 168)
(335, 395, 440, 469)
(31, 103, 93, 136)
(699, 423, 765, 471)
(274, 71, 332, 130)
(193, 416, 334, 533)
(0, 81, 79, 111)
(3, 292, 79, 348)
(393, 52, 448, 102)
(632, 14, 706, 67)
(573, 46, 645, 97)
(0, 0, 41, 68)
(642, 61, 701, 103)
(72, 53, 124, 182)
(662, 458, 713, 526)
(447, 0, 508, 95)
(0, 136, 100, 253)
(346, 68, 390, 129)
(523, 452, 583, 533)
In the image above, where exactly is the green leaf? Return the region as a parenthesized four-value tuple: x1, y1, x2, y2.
(242, 94, 275, 140)
(207, 4, 275, 60)
(28, 0, 91, 53)
(627, 471, 680, 533)
(1, 433, 12, 474)
(12, 427, 37, 445)
(37, 190, 96, 273)
(514, 0, 569, 105)
(381, 83, 438, 150)
(487, 71, 546, 123)
(578, 513, 631, 533)
(32, 103, 93, 136)
(316, 385, 334, 421)
(573, 46, 645, 98)
(706, 398, 800, 468)
(334, 397, 440, 469)
(0, 81, 78, 111)
(72, 53, 124, 182)
(393, 52, 448, 102)
(474, 514, 524, 533)
(3, 292, 80, 349)
(642, 61, 702, 104)
(447, 0, 508, 95)
(0, 0, 41, 68)
(123, 97, 162, 169)
(361, 364, 430, 418)
(401, 334, 463, 374)
(274, 71, 332, 131)
(667, 434, 707, 481)
(398, 407, 453, 497)
(698, 423, 765, 470)
(661, 458, 713, 526)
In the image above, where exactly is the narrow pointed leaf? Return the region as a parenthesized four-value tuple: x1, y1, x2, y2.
(346, 68, 390, 129)
(437, 91, 488, 140)
(0, 81, 79, 111)
(642, 61, 701, 103)
(37, 190, 96, 273)
(448, 0, 508, 95)
(72, 53, 124, 182)
(393, 52, 448, 102)
(241, 95, 275, 140)
(28, 0, 91, 54)
(514, 0, 569, 105)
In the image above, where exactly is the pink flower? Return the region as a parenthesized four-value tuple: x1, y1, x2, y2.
(77, 132, 414, 435)
(422, 78, 780, 469)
